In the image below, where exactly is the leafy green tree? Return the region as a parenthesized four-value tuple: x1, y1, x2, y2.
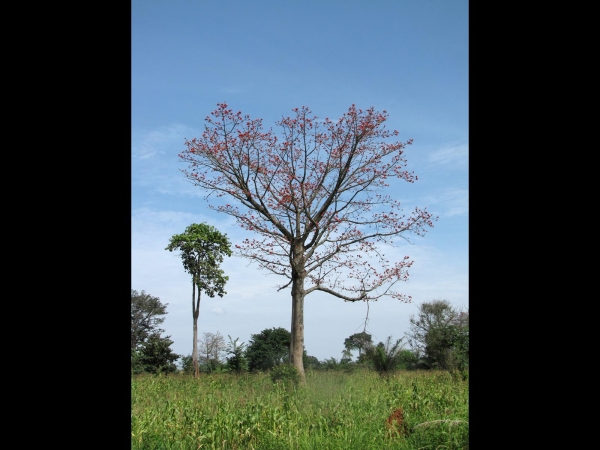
(226, 336, 248, 373)
(364, 336, 406, 375)
(138, 334, 181, 374)
(270, 364, 301, 388)
(166, 223, 232, 378)
(405, 300, 469, 371)
(246, 327, 291, 372)
(131, 350, 145, 375)
(131, 289, 168, 351)
(344, 332, 373, 360)
(452, 312, 469, 372)
(180, 354, 194, 374)
(395, 349, 420, 370)
(303, 354, 321, 370)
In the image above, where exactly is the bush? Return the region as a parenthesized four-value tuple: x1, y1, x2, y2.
(364, 336, 405, 376)
(226, 336, 248, 373)
(131, 350, 145, 375)
(132, 334, 180, 375)
(270, 363, 300, 387)
(180, 355, 194, 374)
(246, 327, 291, 372)
(396, 349, 420, 370)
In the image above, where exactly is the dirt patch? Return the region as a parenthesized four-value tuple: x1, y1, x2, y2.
(386, 407, 409, 436)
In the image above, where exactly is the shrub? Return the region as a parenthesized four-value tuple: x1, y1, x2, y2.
(270, 363, 300, 387)
(364, 336, 406, 376)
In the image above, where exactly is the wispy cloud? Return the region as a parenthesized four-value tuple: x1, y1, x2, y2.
(423, 188, 468, 218)
(132, 124, 204, 196)
(428, 143, 468, 170)
(132, 124, 198, 160)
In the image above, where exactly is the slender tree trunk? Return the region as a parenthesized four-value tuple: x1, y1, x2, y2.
(192, 279, 201, 378)
(290, 247, 306, 383)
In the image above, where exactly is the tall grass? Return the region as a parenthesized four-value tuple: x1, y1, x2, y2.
(131, 368, 468, 449)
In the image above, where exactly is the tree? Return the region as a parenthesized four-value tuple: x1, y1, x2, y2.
(166, 223, 232, 378)
(396, 349, 420, 370)
(303, 354, 321, 370)
(226, 335, 248, 373)
(246, 327, 291, 372)
(320, 356, 352, 371)
(452, 312, 469, 373)
(180, 354, 194, 374)
(405, 300, 469, 371)
(364, 336, 406, 375)
(344, 332, 373, 360)
(198, 331, 227, 373)
(179, 103, 436, 381)
(137, 333, 181, 374)
(131, 289, 168, 351)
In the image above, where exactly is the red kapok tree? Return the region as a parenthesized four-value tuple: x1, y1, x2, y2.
(180, 103, 437, 382)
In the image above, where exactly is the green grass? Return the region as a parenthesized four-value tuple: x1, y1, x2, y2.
(131, 369, 468, 449)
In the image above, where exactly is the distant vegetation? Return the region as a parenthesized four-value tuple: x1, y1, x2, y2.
(133, 289, 468, 379)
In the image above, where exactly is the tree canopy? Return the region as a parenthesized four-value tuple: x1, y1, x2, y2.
(344, 332, 373, 359)
(166, 223, 232, 299)
(405, 300, 469, 372)
(131, 289, 168, 351)
(136, 334, 181, 375)
(246, 327, 291, 372)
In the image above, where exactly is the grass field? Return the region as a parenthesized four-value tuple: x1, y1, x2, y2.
(131, 369, 468, 449)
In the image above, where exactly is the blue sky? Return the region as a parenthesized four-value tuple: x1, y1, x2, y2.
(131, 0, 468, 362)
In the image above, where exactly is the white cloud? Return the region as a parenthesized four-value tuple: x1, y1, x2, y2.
(422, 187, 468, 218)
(428, 143, 468, 170)
(132, 124, 196, 160)
(132, 124, 206, 197)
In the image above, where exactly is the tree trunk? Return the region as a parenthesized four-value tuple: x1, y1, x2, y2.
(192, 279, 201, 378)
(290, 250, 306, 383)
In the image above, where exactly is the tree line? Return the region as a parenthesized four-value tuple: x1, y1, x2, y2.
(131, 288, 468, 377)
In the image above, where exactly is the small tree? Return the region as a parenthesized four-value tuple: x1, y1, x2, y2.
(270, 364, 301, 388)
(138, 334, 181, 375)
(344, 331, 373, 360)
(405, 300, 468, 371)
(226, 336, 248, 373)
(198, 331, 227, 373)
(303, 354, 321, 370)
(179, 103, 437, 382)
(364, 336, 406, 376)
(396, 349, 420, 370)
(452, 312, 469, 373)
(180, 354, 194, 374)
(131, 350, 145, 375)
(166, 223, 232, 378)
(131, 289, 168, 351)
(246, 327, 291, 372)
